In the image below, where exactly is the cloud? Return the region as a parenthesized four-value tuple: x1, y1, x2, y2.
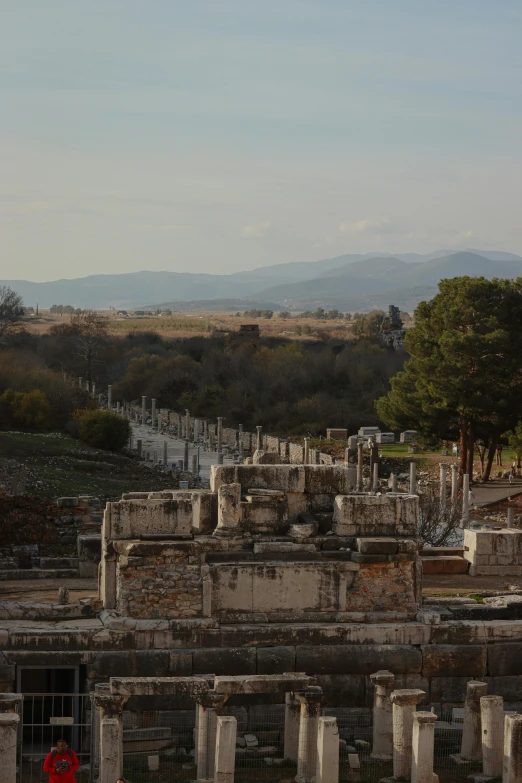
(338, 216, 400, 236)
(240, 221, 271, 239)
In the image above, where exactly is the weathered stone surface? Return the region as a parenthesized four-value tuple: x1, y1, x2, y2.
(135, 650, 169, 677)
(92, 652, 134, 677)
(257, 647, 296, 674)
(110, 676, 210, 697)
(484, 676, 522, 702)
(315, 674, 365, 706)
(107, 498, 193, 539)
(169, 651, 193, 675)
(213, 673, 312, 694)
(357, 538, 399, 555)
(193, 648, 257, 675)
(421, 645, 487, 677)
(333, 494, 418, 537)
(487, 642, 522, 676)
(296, 645, 422, 675)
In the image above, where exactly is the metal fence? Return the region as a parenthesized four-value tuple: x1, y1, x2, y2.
(15, 697, 504, 783)
(18, 694, 92, 783)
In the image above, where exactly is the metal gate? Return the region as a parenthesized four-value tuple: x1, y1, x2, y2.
(18, 694, 92, 783)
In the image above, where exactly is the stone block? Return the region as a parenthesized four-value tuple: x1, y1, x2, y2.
(421, 645, 486, 677)
(333, 494, 418, 537)
(484, 676, 522, 701)
(296, 645, 422, 675)
(257, 647, 296, 674)
(135, 651, 170, 677)
(191, 491, 217, 534)
(487, 643, 522, 676)
(57, 497, 79, 508)
(303, 465, 354, 495)
(315, 674, 365, 706)
(92, 651, 134, 677)
(211, 465, 306, 494)
(169, 651, 193, 675)
(107, 498, 194, 539)
(193, 648, 257, 675)
(429, 677, 471, 704)
(357, 538, 399, 555)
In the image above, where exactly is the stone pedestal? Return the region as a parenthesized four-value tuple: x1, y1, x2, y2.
(390, 689, 426, 780)
(411, 712, 436, 783)
(481, 695, 504, 778)
(284, 692, 301, 762)
(461, 681, 488, 761)
(296, 687, 324, 783)
(316, 716, 339, 783)
(503, 714, 522, 783)
(0, 713, 19, 783)
(215, 483, 241, 536)
(214, 716, 237, 783)
(370, 670, 395, 760)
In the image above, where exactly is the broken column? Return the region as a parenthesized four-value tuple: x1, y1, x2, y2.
(94, 693, 127, 783)
(194, 418, 199, 443)
(481, 695, 504, 778)
(141, 395, 146, 425)
(196, 694, 227, 781)
(163, 440, 168, 467)
(107, 385, 112, 411)
(460, 680, 488, 761)
(390, 473, 398, 492)
(0, 713, 19, 783)
(462, 474, 470, 528)
(370, 670, 395, 760)
(346, 435, 357, 488)
(215, 483, 241, 536)
(372, 461, 379, 492)
(503, 713, 522, 783)
(390, 689, 426, 780)
(238, 424, 244, 461)
(316, 716, 339, 783)
(357, 441, 364, 492)
(304, 437, 310, 465)
(370, 442, 379, 486)
(183, 440, 189, 471)
(440, 463, 447, 510)
(256, 425, 263, 452)
(151, 398, 156, 428)
(409, 461, 416, 494)
(296, 687, 324, 783)
(214, 715, 237, 783)
(411, 712, 437, 783)
(217, 417, 223, 464)
(284, 692, 301, 762)
(451, 463, 458, 504)
(185, 408, 191, 440)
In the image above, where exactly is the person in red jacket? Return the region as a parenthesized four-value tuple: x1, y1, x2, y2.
(43, 739, 80, 783)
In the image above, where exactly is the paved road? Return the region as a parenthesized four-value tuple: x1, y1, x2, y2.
(470, 479, 522, 508)
(129, 422, 235, 483)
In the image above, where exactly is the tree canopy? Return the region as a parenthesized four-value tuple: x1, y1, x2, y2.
(376, 276, 522, 480)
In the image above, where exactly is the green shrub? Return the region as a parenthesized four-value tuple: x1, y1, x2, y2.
(77, 410, 130, 452)
(0, 388, 51, 429)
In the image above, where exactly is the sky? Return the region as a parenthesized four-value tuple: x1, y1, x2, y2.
(2, 0, 522, 282)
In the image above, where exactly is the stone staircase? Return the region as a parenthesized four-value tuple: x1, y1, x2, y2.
(421, 546, 469, 575)
(0, 556, 80, 581)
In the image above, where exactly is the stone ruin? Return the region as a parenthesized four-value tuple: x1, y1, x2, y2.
(2, 463, 522, 781)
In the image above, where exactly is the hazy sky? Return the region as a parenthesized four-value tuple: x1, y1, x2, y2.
(2, 1, 522, 282)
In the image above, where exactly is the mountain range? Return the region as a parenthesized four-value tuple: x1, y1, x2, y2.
(3, 248, 522, 311)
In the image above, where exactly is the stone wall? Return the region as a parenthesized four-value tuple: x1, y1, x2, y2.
(464, 528, 522, 576)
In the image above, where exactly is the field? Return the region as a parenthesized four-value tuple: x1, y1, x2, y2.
(24, 311, 360, 340)
(0, 431, 176, 499)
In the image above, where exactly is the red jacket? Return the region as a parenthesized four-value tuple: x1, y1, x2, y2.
(43, 748, 79, 783)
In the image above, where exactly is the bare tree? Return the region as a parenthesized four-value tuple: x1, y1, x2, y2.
(51, 311, 109, 386)
(418, 488, 462, 546)
(0, 286, 25, 342)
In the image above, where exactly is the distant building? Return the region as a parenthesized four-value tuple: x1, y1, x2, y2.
(400, 430, 418, 443)
(380, 304, 406, 349)
(326, 428, 348, 440)
(376, 432, 395, 444)
(358, 426, 380, 438)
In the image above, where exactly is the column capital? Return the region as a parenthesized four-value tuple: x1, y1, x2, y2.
(0, 694, 23, 713)
(390, 688, 425, 706)
(93, 693, 128, 717)
(413, 711, 437, 726)
(296, 686, 324, 705)
(370, 670, 395, 688)
(197, 692, 228, 711)
(0, 713, 20, 727)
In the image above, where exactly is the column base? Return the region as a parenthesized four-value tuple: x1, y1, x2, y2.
(371, 753, 393, 761)
(450, 754, 480, 765)
(467, 775, 500, 783)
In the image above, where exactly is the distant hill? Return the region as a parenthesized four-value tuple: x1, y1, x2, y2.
(2, 248, 522, 311)
(145, 298, 286, 312)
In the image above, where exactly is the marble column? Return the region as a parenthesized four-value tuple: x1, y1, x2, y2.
(256, 425, 263, 452)
(215, 483, 241, 536)
(439, 463, 447, 510)
(460, 680, 488, 760)
(107, 385, 112, 411)
(316, 716, 339, 783)
(357, 441, 364, 492)
(451, 463, 459, 504)
(503, 713, 522, 783)
(370, 670, 395, 760)
(390, 689, 426, 780)
(217, 417, 223, 463)
(141, 395, 146, 425)
(390, 473, 398, 492)
(185, 408, 191, 440)
(163, 440, 168, 467)
(214, 716, 237, 783)
(372, 461, 379, 492)
(151, 398, 156, 429)
(409, 461, 417, 494)
(296, 687, 324, 783)
(461, 473, 470, 528)
(284, 692, 301, 762)
(411, 712, 437, 783)
(304, 437, 310, 465)
(94, 692, 127, 783)
(481, 695, 504, 778)
(196, 694, 227, 781)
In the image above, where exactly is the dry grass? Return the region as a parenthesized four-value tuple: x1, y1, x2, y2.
(24, 311, 358, 340)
